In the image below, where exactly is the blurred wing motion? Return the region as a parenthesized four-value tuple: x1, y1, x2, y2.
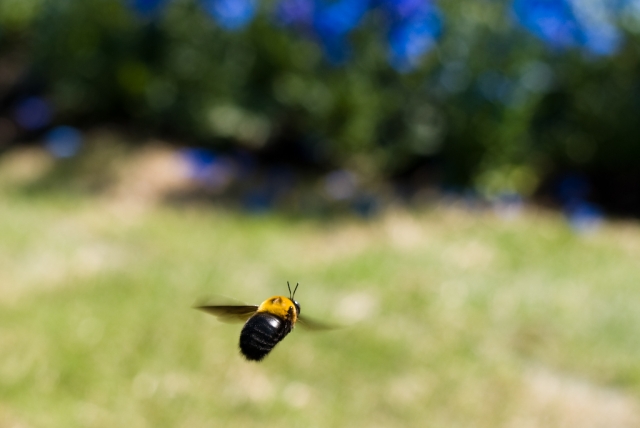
(297, 315, 339, 331)
(196, 305, 259, 323)
(195, 294, 339, 330)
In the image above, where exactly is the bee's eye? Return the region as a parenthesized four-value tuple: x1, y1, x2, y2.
(293, 300, 301, 315)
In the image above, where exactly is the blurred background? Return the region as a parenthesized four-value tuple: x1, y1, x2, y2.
(1, 0, 640, 427)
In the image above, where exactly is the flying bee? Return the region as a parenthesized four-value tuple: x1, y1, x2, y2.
(196, 282, 333, 361)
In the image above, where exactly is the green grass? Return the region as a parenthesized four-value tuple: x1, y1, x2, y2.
(1, 185, 640, 427)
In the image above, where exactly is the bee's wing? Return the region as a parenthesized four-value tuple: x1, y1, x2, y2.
(196, 305, 259, 323)
(297, 315, 340, 330)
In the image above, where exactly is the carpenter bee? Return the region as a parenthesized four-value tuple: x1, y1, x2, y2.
(196, 282, 332, 361)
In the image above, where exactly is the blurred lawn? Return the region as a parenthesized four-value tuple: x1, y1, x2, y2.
(1, 153, 640, 427)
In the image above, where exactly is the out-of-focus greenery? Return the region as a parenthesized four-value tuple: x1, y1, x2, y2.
(2, 0, 640, 200)
(1, 155, 640, 427)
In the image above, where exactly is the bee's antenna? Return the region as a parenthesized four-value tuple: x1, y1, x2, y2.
(287, 281, 299, 300)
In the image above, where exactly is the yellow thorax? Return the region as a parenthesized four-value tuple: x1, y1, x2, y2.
(257, 296, 298, 323)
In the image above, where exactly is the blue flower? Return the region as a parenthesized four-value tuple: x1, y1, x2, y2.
(13, 96, 52, 130)
(181, 148, 217, 181)
(557, 173, 589, 205)
(512, 0, 623, 56)
(275, 0, 315, 26)
(566, 201, 603, 233)
(378, 0, 434, 22)
(129, 0, 169, 17)
(45, 126, 83, 158)
(570, 0, 622, 56)
(513, 0, 583, 50)
(275, 0, 442, 67)
(580, 22, 621, 56)
(276, 0, 370, 63)
(202, 0, 257, 31)
(386, 3, 442, 72)
(313, 0, 370, 63)
(313, 0, 370, 37)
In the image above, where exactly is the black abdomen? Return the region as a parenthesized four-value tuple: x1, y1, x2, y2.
(239, 313, 292, 361)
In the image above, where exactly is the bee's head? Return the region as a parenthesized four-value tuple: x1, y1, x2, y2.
(288, 281, 300, 315)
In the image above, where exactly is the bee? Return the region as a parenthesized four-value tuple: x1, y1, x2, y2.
(196, 282, 332, 361)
